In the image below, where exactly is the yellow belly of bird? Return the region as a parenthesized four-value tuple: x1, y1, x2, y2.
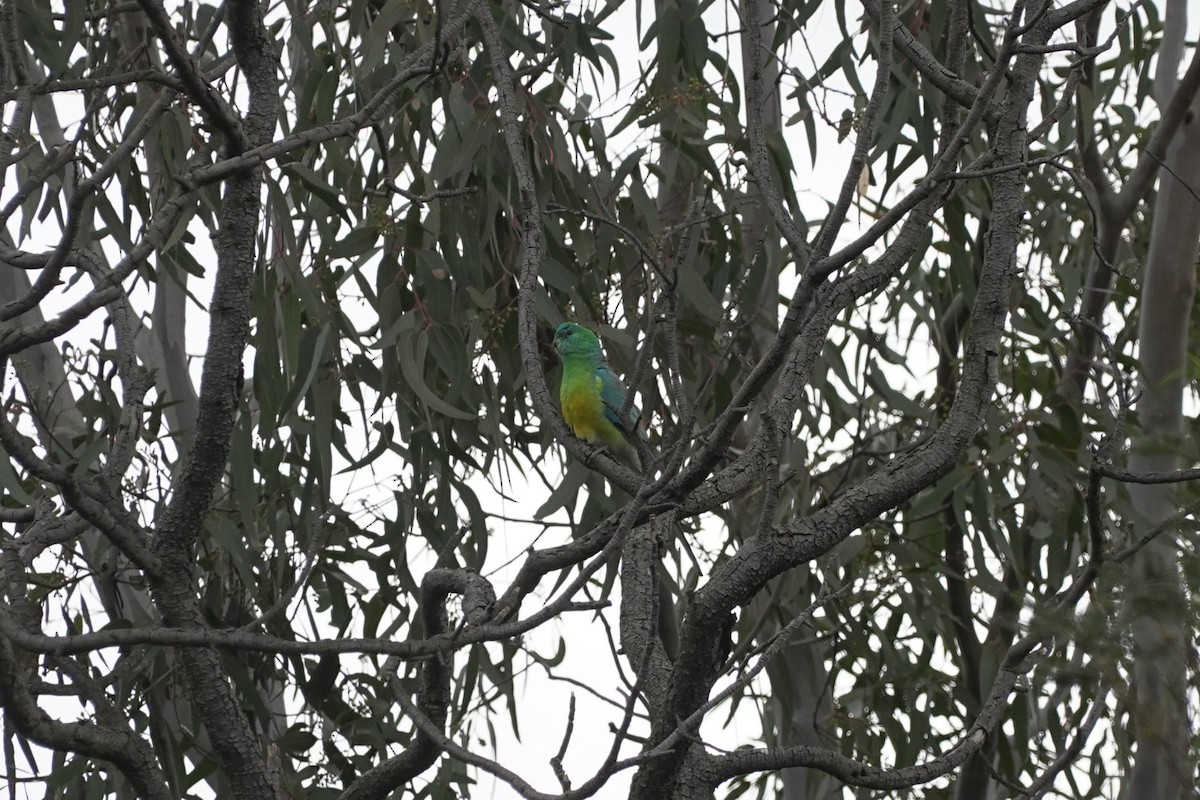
(561, 386, 605, 444)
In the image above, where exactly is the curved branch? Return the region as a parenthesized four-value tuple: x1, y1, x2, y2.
(478, 2, 639, 487)
(1061, 17, 1200, 398)
(0, 635, 174, 799)
(0, 546, 171, 799)
(0, 86, 177, 322)
(811, 0, 893, 259)
(861, 0, 979, 110)
(340, 569, 495, 800)
(1023, 684, 1108, 799)
(0, 189, 191, 357)
(631, 9, 1058, 797)
(663, 0, 1018, 506)
(0, 369, 160, 575)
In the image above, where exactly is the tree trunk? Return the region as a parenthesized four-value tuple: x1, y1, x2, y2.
(1124, 86, 1200, 800)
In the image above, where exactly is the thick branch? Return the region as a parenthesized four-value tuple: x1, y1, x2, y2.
(340, 569, 495, 800)
(707, 639, 1039, 789)
(631, 9, 1054, 796)
(861, 0, 979, 110)
(0, 546, 171, 799)
(145, 1, 282, 797)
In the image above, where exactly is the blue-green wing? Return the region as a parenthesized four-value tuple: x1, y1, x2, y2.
(597, 363, 640, 440)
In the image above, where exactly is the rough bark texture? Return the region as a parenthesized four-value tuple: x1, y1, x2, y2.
(625, 3, 1056, 796)
(339, 569, 493, 800)
(5, 0, 1187, 797)
(738, 3, 837, 797)
(144, 1, 283, 797)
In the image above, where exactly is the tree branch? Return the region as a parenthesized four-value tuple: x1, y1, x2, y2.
(631, 8, 1058, 796)
(143, 1, 283, 796)
(861, 0, 980, 110)
(133, 0, 246, 151)
(340, 568, 495, 799)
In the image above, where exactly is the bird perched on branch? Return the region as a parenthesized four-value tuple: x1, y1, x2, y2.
(552, 322, 643, 471)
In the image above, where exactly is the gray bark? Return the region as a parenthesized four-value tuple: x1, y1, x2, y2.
(739, 4, 837, 798)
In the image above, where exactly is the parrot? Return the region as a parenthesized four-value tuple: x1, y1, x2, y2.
(552, 322, 643, 471)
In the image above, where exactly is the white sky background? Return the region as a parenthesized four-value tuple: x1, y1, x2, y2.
(1, 0, 1183, 798)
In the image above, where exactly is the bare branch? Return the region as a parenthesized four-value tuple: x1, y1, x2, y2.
(1094, 463, 1200, 485)
(551, 695, 577, 790)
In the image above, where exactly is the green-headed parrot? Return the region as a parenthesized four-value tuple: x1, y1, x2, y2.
(552, 322, 642, 471)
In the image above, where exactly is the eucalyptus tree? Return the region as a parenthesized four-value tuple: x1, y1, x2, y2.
(0, 0, 1197, 799)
